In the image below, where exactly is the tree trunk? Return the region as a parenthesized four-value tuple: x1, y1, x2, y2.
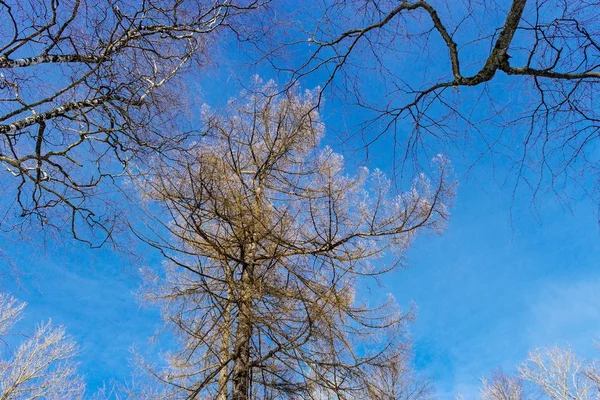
(217, 286, 231, 400)
(231, 265, 253, 400)
(232, 182, 261, 400)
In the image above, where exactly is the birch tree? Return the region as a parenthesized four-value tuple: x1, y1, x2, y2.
(0, 293, 84, 399)
(480, 346, 600, 400)
(0, 0, 267, 243)
(135, 81, 453, 399)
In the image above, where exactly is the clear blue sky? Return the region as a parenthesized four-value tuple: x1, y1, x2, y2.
(2, 2, 600, 398)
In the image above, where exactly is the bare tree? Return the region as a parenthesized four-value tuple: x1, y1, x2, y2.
(0, 0, 268, 244)
(365, 357, 435, 400)
(480, 370, 525, 400)
(134, 80, 453, 399)
(263, 0, 600, 202)
(0, 292, 84, 399)
(480, 346, 600, 400)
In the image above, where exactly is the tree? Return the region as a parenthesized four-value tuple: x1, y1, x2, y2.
(134, 81, 453, 399)
(0, 0, 268, 244)
(364, 357, 435, 400)
(264, 0, 600, 203)
(480, 370, 525, 400)
(0, 292, 84, 399)
(480, 346, 600, 400)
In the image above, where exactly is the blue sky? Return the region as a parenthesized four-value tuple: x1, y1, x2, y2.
(1, 2, 600, 399)
(2, 121, 599, 398)
(394, 167, 600, 398)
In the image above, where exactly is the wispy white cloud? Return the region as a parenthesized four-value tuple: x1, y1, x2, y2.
(525, 277, 600, 355)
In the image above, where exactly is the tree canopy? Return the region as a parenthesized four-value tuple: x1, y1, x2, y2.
(134, 82, 452, 399)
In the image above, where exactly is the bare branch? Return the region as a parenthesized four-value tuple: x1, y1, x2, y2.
(133, 81, 452, 399)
